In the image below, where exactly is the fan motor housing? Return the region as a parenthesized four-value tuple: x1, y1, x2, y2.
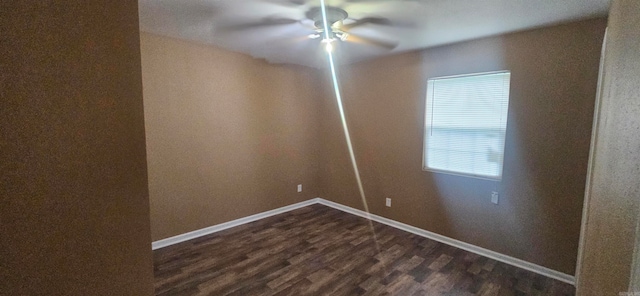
(306, 6, 348, 28)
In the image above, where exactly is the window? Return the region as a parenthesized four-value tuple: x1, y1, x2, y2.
(423, 71, 511, 180)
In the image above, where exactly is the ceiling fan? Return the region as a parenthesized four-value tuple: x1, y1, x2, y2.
(219, 5, 402, 51)
(305, 6, 399, 50)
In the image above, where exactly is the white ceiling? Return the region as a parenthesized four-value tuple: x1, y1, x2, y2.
(138, 0, 610, 68)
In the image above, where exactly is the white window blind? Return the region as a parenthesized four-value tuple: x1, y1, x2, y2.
(423, 71, 511, 180)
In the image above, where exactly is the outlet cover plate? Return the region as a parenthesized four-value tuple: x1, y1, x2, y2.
(491, 191, 499, 204)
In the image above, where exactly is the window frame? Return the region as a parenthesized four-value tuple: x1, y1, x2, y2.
(421, 70, 511, 181)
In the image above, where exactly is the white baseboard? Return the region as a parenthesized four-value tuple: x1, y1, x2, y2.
(315, 198, 575, 285)
(151, 196, 574, 285)
(151, 198, 321, 250)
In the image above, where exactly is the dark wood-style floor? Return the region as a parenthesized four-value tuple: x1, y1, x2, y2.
(154, 204, 575, 296)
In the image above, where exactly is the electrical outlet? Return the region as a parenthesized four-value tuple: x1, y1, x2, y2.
(297, 184, 302, 193)
(385, 198, 391, 207)
(491, 191, 499, 204)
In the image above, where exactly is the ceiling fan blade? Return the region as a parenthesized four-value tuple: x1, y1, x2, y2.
(345, 33, 398, 49)
(272, 34, 314, 46)
(341, 17, 392, 30)
(219, 17, 300, 32)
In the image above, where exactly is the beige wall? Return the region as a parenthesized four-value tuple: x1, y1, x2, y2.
(633, 215, 640, 291)
(319, 18, 607, 275)
(141, 33, 322, 241)
(576, 0, 640, 293)
(0, 1, 153, 295)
